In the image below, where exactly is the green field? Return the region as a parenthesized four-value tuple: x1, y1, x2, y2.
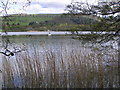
(1, 14, 97, 32)
(1, 14, 62, 32)
(3, 14, 60, 26)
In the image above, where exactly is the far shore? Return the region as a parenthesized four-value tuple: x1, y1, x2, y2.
(0, 31, 116, 36)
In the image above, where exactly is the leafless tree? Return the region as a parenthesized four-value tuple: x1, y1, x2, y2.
(0, 0, 31, 56)
(66, 0, 120, 43)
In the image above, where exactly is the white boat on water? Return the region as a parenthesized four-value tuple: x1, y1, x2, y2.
(48, 32, 51, 36)
(48, 30, 52, 36)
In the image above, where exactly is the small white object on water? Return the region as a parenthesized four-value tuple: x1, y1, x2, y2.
(48, 30, 51, 36)
(48, 32, 51, 36)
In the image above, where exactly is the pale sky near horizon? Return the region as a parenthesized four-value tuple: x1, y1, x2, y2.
(0, 0, 99, 15)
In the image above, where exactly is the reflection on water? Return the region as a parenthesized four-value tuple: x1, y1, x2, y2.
(2, 35, 119, 88)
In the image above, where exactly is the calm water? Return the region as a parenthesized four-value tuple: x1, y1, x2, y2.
(0, 31, 115, 36)
(1, 35, 119, 88)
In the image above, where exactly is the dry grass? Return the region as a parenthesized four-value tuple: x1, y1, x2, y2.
(2, 43, 119, 88)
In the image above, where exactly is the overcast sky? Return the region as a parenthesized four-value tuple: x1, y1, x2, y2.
(0, 0, 99, 15)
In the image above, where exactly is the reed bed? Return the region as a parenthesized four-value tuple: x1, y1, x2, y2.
(2, 42, 119, 88)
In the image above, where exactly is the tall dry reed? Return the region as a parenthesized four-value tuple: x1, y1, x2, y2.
(2, 42, 119, 88)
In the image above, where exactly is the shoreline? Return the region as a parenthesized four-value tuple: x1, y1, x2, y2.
(0, 31, 116, 36)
